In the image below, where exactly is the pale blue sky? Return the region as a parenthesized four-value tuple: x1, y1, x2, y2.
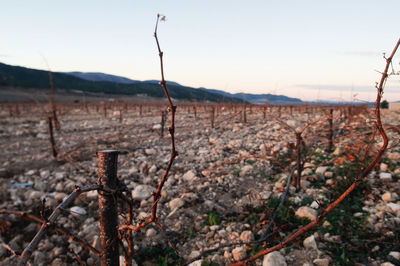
(0, 1, 399, 101)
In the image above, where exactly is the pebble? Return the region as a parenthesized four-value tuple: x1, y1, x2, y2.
(387, 203, 400, 213)
(263, 251, 287, 266)
(183, 170, 197, 181)
(315, 166, 328, 175)
(382, 192, 393, 202)
(240, 230, 254, 242)
(295, 206, 318, 221)
(303, 235, 318, 250)
(388, 251, 400, 260)
(169, 198, 185, 210)
(313, 258, 330, 266)
(146, 228, 157, 238)
(232, 246, 247, 261)
(70, 206, 87, 216)
(380, 172, 392, 182)
(131, 185, 155, 200)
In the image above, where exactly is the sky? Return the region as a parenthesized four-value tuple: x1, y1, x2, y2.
(0, 0, 399, 102)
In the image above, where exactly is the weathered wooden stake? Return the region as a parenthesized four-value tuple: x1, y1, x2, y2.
(48, 117, 57, 158)
(327, 109, 334, 152)
(97, 150, 119, 266)
(292, 132, 302, 189)
(210, 106, 215, 128)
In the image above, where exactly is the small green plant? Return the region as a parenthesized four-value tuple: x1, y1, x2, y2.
(207, 211, 221, 226)
(186, 228, 196, 240)
(300, 197, 314, 206)
(232, 168, 241, 177)
(246, 159, 256, 165)
(201, 259, 219, 266)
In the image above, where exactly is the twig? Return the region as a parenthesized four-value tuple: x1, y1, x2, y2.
(18, 184, 101, 265)
(119, 13, 177, 233)
(0, 209, 100, 257)
(69, 248, 85, 266)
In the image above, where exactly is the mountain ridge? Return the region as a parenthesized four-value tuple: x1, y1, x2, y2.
(0, 62, 244, 103)
(65, 71, 303, 104)
(1, 62, 303, 104)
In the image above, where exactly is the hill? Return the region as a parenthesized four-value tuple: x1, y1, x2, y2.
(0, 62, 244, 103)
(199, 88, 302, 104)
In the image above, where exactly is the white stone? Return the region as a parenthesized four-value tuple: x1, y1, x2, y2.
(333, 147, 343, 156)
(287, 120, 296, 127)
(146, 228, 157, 237)
(187, 260, 202, 266)
(380, 263, 395, 266)
(387, 203, 400, 212)
(313, 258, 330, 266)
(310, 201, 319, 209)
(86, 190, 98, 199)
(26, 170, 36, 176)
(232, 246, 247, 261)
(324, 171, 333, 178)
(380, 163, 389, 172)
(183, 170, 197, 181)
(382, 192, 393, 202)
(303, 235, 318, 250)
(152, 124, 162, 130)
(240, 230, 254, 242)
(145, 148, 156, 155)
(169, 198, 185, 210)
(54, 192, 67, 201)
(131, 185, 155, 200)
(380, 172, 392, 182)
(188, 250, 201, 260)
(389, 251, 400, 260)
(263, 251, 287, 266)
(149, 165, 157, 173)
(295, 206, 317, 221)
(240, 165, 253, 177)
(316, 166, 328, 175)
(70, 206, 87, 216)
(304, 162, 315, 168)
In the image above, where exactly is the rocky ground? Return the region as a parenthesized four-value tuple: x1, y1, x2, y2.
(0, 104, 399, 266)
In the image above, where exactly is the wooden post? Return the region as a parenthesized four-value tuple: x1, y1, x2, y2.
(327, 109, 334, 152)
(210, 106, 215, 128)
(292, 132, 302, 189)
(97, 150, 119, 266)
(48, 117, 57, 158)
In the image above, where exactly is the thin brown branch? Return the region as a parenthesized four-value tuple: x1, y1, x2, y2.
(119, 13, 178, 235)
(0, 209, 100, 257)
(18, 184, 101, 265)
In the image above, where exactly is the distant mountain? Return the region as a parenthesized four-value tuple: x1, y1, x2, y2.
(65, 71, 303, 104)
(199, 88, 302, 104)
(0, 62, 244, 103)
(66, 72, 183, 87)
(66, 72, 139, 84)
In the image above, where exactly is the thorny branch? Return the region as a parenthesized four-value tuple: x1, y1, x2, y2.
(229, 38, 399, 266)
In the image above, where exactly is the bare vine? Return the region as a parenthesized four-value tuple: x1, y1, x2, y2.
(229, 38, 399, 266)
